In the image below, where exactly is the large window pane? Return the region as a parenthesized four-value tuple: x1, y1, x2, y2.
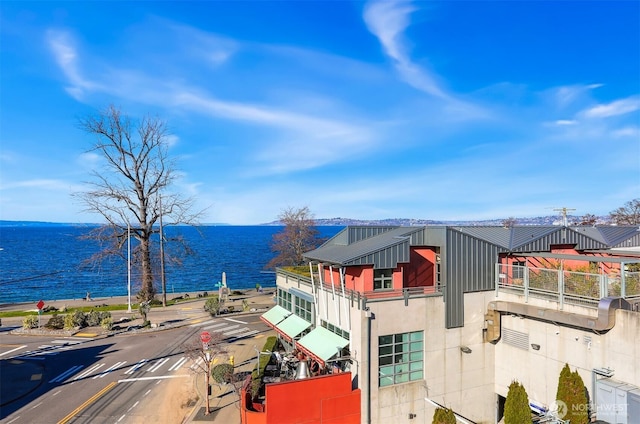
(378, 331, 424, 387)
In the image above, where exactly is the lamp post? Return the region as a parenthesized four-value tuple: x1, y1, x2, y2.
(127, 221, 132, 313)
(159, 195, 166, 307)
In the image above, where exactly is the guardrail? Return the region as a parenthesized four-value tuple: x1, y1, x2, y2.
(496, 264, 640, 309)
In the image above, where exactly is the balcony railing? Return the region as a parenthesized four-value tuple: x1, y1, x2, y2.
(277, 268, 442, 308)
(496, 264, 640, 309)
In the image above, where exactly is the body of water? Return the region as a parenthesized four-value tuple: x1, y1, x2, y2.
(0, 225, 341, 305)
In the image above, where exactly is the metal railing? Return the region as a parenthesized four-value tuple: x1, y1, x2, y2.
(496, 264, 640, 309)
(277, 268, 442, 309)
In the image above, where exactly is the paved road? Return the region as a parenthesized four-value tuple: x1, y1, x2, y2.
(0, 314, 270, 424)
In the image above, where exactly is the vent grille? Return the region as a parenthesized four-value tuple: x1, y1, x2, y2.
(502, 328, 530, 350)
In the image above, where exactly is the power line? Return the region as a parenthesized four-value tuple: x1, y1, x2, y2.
(0, 271, 65, 285)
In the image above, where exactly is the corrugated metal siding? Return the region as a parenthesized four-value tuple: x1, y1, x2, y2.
(444, 229, 498, 328)
(345, 241, 410, 268)
(612, 232, 640, 248)
(513, 227, 608, 252)
(347, 226, 398, 244)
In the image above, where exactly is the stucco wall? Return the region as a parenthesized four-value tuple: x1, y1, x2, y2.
(495, 304, 640, 419)
(366, 291, 496, 424)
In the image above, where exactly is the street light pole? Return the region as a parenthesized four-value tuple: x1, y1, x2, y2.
(159, 195, 166, 307)
(127, 221, 132, 313)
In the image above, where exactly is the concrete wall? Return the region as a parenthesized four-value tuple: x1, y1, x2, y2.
(366, 291, 496, 424)
(495, 301, 640, 420)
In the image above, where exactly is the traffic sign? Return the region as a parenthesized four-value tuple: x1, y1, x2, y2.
(36, 300, 45, 310)
(200, 331, 211, 344)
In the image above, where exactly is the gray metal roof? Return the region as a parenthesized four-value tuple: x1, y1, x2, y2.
(304, 225, 640, 268)
(304, 226, 422, 268)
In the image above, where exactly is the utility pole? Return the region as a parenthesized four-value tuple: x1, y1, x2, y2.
(159, 195, 167, 307)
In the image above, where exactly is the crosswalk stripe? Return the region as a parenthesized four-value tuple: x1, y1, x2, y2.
(50, 365, 83, 383)
(230, 330, 259, 339)
(168, 357, 188, 371)
(125, 359, 148, 375)
(148, 357, 170, 372)
(189, 319, 215, 327)
(223, 327, 250, 335)
(93, 361, 126, 379)
(203, 322, 230, 330)
(74, 363, 104, 380)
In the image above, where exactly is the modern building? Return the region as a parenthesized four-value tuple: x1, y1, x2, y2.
(246, 225, 640, 424)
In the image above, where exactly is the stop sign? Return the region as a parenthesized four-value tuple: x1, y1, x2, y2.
(200, 331, 211, 343)
(37, 300, 45, 310)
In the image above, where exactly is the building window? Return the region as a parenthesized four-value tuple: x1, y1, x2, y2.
(374, 269, 393, 290)
(378, 331, 423, 387)
(278, 289, 292, 311)
(513, 261, 526, 280)
(320, 320, 350, 340)
(294, 297, 312, 322)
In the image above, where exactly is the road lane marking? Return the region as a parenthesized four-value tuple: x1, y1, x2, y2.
(203, 322, 229, 330)
(50, 365, 84, 383)
(148, 357, 170, 372)
(74, 363, 104, 380)
(127, 401, 139, 412)
(57, 381, 117, 424)
(229, 329, 259, 340)
(118, 375, 190, 383)
(223, 327, 250, 335)
(125, 359, 148, 375)
(224, 317, 248, 324)
(0, 345, 27, 357)
(168, 356, 188, 371)
(117, 414, 126, 423)
(93, 361, 126, 379)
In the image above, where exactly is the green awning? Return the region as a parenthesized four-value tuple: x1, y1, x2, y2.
(260, 305, 291, 327)
(276, 314, 312, 340)
(297, 327, 349, 362)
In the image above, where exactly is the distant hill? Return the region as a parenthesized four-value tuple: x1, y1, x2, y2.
(263, 215, 611, 227)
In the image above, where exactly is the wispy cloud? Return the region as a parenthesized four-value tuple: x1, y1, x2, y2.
(363, 0, 448, 100)
(46, 29, 103, 100)
(582, 96, 640, 118)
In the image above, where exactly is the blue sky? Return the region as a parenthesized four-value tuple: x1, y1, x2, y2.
(1, 1, 638, 225)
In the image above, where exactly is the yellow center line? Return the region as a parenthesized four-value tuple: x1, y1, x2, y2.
(57, 381, 117, 424)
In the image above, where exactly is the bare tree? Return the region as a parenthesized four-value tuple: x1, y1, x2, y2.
(502, 217, 517, 228)
(74, 105, 202, 302)
(183, 331, 228, 415)
(578, 213, 598, 226)
(609, 198, 640, 225)
(266, 206, 326, 268)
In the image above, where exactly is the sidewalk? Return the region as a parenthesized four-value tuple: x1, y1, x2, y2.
(0, 289, 276, 423)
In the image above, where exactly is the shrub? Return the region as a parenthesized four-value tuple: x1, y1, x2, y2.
(22, 315, 38, 329)
(64, 313, 76, 329)
(504, 380, 531, 424)
(556, 363, 589, 424)
(101, 317, 113, 331)
(45, 314, 65, 330)
(87, 310, 102, 327)
(71, 310, 87, 328)
(432, 407, 456, 424)
(42, 305, 58, 313)
(242, 300, 250, 311)
(204, 297, 222, 316)
(250, 336, 279, 399)
(212, 363, 234, 384)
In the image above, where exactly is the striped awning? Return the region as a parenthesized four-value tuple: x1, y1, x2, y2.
(260, 305, 291, 327)
(276, 314, 312, 341)
(296, 327, 349, 363)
